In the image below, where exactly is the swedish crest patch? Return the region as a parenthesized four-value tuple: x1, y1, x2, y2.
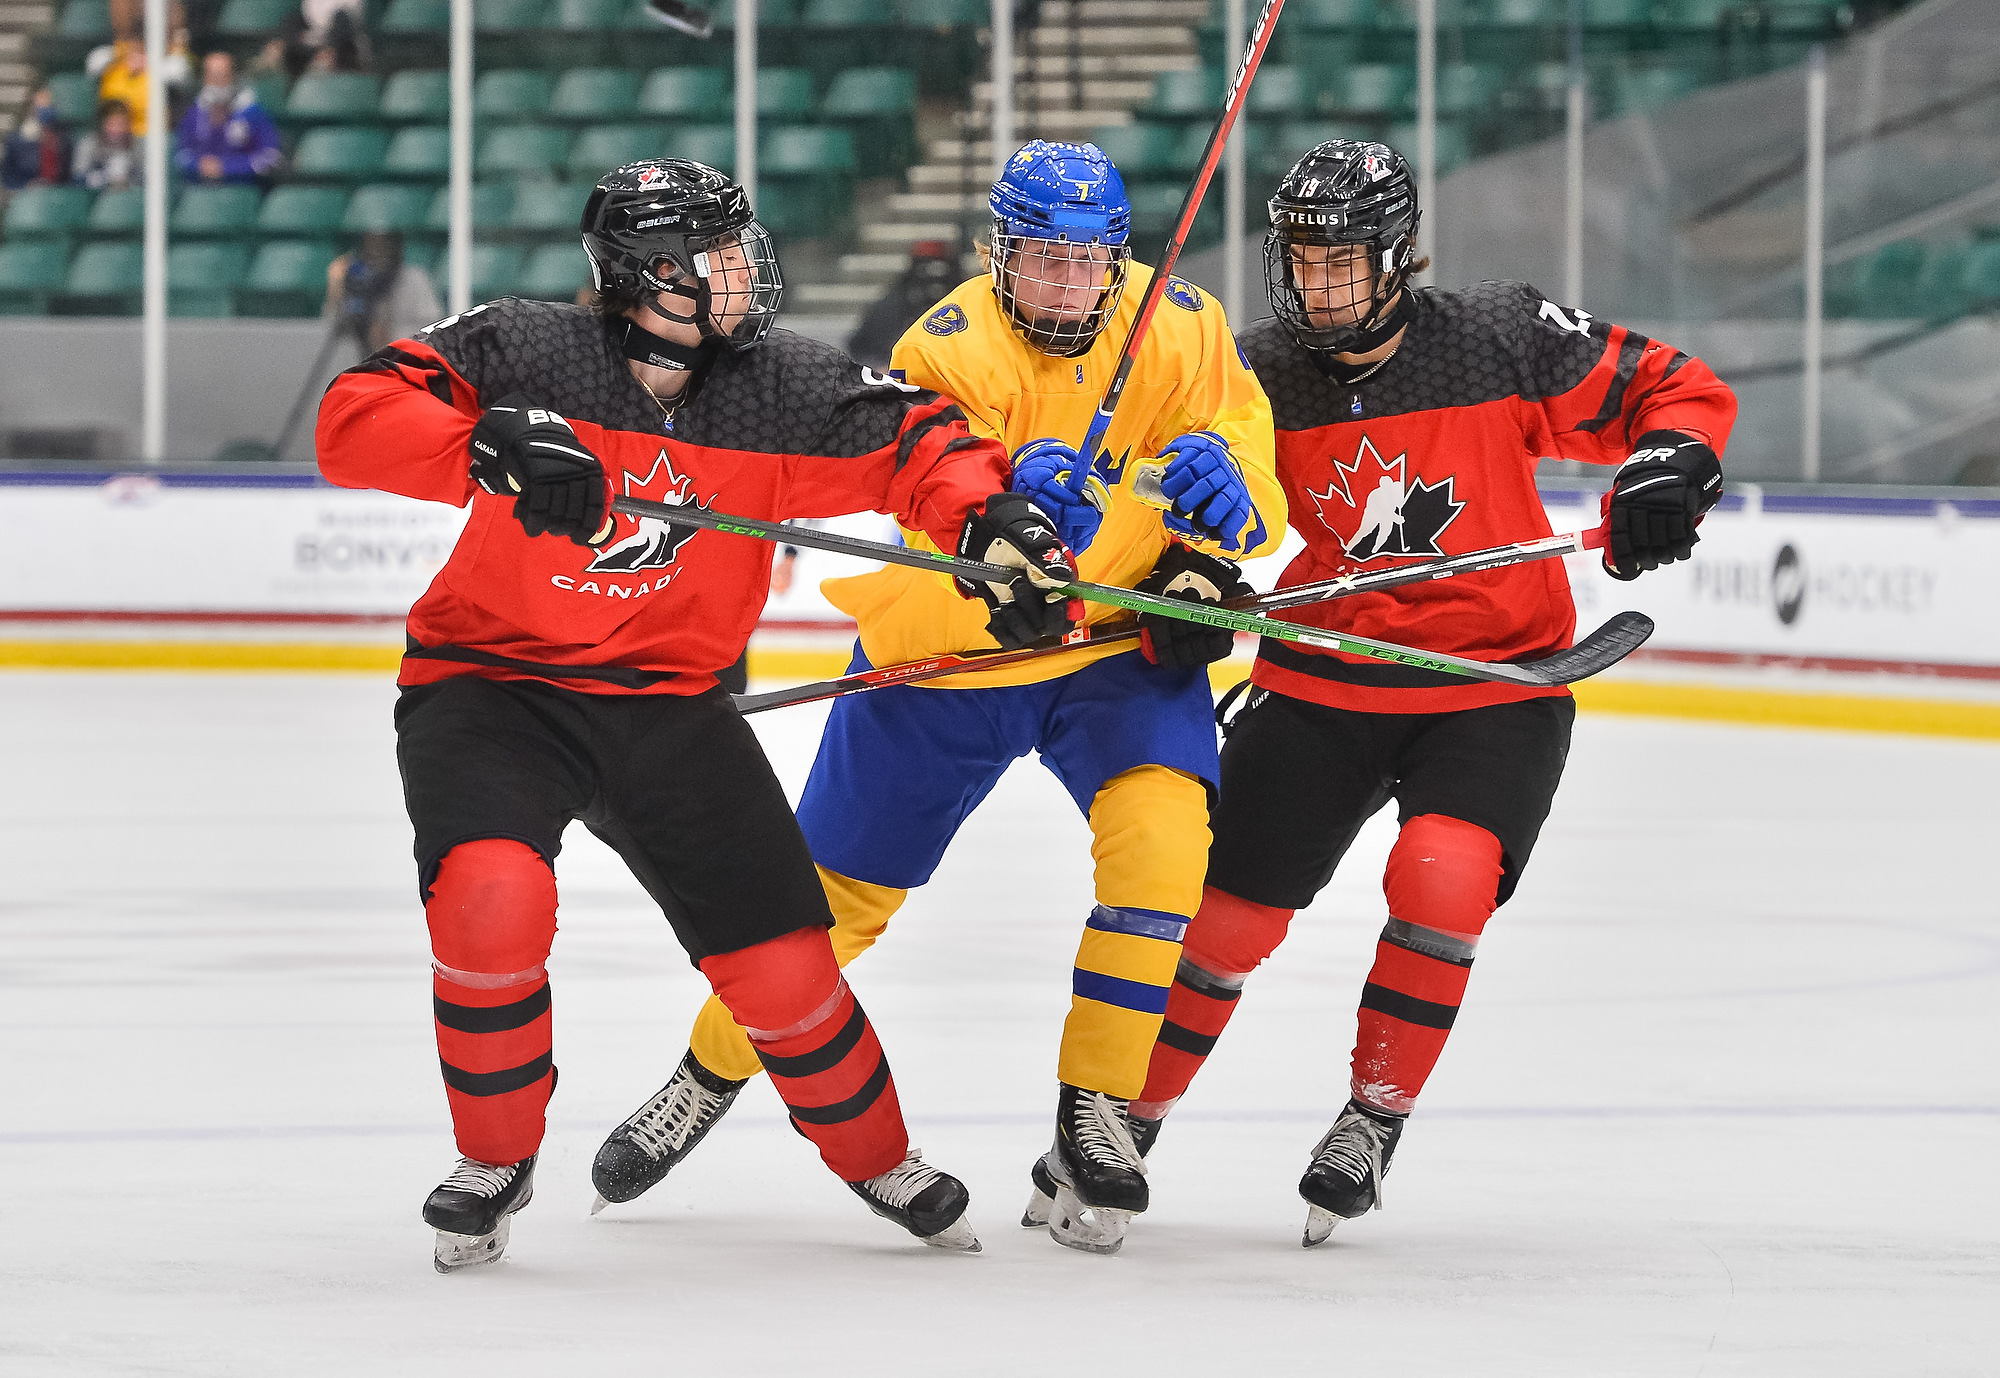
(923, 303, 970, 336)
(1164, 277, 1204, 312)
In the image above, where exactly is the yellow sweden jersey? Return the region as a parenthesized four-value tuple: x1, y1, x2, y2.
(823, 263, 1286, 689)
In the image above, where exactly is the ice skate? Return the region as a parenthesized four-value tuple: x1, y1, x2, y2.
(1022, 1105, 1162, 1228)
(1032, 1084, 1150, 1255)
(423, 1154, 536, 1273)
(1299, 1100, 1404, 1247)
(848, 1148, 980, 1252)
(590, 1051, 747, 1213)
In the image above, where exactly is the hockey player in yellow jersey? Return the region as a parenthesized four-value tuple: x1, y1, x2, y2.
(590, 141, 1285, 1254)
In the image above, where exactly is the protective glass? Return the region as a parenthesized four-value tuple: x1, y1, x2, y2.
(991, 229, 1131, 358)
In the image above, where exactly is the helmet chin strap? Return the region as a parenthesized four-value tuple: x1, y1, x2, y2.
(1335, 287, 1415, 356)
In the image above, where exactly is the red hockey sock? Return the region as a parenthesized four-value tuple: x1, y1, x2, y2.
(1351, 814, 1503, 1114)
(699, 926, 907, 1183)
(426, 839, 559, 1166)
(1134, 886, 1294, 1118)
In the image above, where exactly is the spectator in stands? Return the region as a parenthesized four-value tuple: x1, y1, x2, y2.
(72, 99, 142, 191)
(91, 31, 192, 140)
(255, 0, 370, 78)
(846, 239, 964, 369)
(1, 87, 72, 191)
(173, 52, 283, 186)
(324, 232, 442, 353)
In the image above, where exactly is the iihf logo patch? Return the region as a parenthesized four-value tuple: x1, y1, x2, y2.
(1163, 277, 1203, 312)
(923, 303, 970, 336)
(1306, 435, 1464, 562)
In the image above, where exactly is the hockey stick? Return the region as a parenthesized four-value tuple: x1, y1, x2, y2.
(612, 495, 1649, 689)
(1064, 0, 1290, 498)
(644, 0, 715, 38)
(733, 520, 1615, 713)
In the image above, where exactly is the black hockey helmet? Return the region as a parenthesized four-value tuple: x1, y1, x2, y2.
(1262, 140, 1420, 356)
(581, 158, 783, 350)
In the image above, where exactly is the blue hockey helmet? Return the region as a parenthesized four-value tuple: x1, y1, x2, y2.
(987, 140, 1133, 357)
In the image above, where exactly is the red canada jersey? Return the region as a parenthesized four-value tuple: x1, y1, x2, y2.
(316, 297, 1009, 695)
(1240, 281, 1737, 714)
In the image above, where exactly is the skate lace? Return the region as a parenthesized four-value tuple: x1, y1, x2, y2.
(861, 1149, 942, 1210)
(624, 1075, 721, 1161)
(1074, 1092, 1149, 1177)
(441, 1157, 515, 1199)
(1309, 1109, 1392, 1207)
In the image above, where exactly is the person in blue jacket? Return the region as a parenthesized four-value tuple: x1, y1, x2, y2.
(173, 52, 281, 186)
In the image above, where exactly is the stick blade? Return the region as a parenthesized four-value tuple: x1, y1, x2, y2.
(645, 0, 715, 37)
(1516, 610, 1656, 686)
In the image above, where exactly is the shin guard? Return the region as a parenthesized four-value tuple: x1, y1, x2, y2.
(1134, 885, 1294, 1118)
(1351, 814, 1503, 1114)
(699, 927, 908, 1183)
(426, 839, 559, 1166)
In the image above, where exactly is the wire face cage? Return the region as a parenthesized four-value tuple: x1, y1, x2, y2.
(990, 230, 1132, 358)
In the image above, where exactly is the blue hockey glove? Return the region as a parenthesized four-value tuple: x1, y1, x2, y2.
(1156, 431, 1253, 553)
(1011, 437, 1111, 553)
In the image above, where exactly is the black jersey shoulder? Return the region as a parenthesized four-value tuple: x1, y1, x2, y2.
(675, 327, 950, 460)
(413, 297, 668, 438)
(1241, 281, 1609, 431)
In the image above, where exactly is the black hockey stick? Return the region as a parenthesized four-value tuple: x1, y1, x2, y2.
(612, 495, 1651, 689)
(733, 519, 1622, 713)
(1066, 0, 1290, 498)
(644, 0, 715, 38)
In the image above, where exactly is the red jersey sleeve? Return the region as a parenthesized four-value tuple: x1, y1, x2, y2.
(315, 338, 483, 506)
(1513, 287, 1737, 465)
(778, 392, 1010, 550)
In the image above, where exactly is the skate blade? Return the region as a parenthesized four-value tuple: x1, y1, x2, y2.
(921, 1215, 983, 1253)
(1046, 1186, 1129, 1257)
(589, 1193, 609, 1217)
(433, 1217, 511, 1273)
(1302, 1204, 1340, 1248)
(1020, 1182, 1053, 1229)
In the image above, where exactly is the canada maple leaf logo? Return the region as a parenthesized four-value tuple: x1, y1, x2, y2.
(586, 451, 710, 574)
(1305, 435, 1465, 562)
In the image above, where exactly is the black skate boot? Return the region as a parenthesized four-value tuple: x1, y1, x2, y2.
(590, 1051, 747, 1213)
(1021, 1103, 1164, 1230)
(847, 1147, 981, 1252)
(1298, 1099, 1405, 1247)
(1028, 1083, 1150, 1255)
(423, 1154, 536, 1273)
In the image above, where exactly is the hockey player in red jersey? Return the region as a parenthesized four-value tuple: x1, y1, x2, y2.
(1128, 141, 1736, 1245)
(315, 159, 1078, 1270)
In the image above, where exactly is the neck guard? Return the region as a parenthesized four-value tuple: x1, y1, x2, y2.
(618, 316, 704, 372)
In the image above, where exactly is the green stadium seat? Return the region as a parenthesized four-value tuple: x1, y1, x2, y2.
(344, 183, 436, 233)
(0, 241, 69, 314)
(711, 0, 802, 27)
(1127, 182, 1214, 242)
(385, 126, 453, 178)
(3, 186, 94, 241)
(1292, 0, 1376, 27)
(426, 183, 518, 232)
(552, 69, 644, 121)
(287, 73, 384, 123)
(803, 0, 883, 24)
(381, 70, 451, 121)
(823, 67, 916, 117)
(259, 185, 351, 235)
(757, 69, 817, 120)
(665, 124, 735, 170)
(1437, 63, 1503, 116)
(171, 185, 264, 237)
(898, 0, 986, 22)
(1614, 65, 1699, 115)
(553, 0, 633, 28)
(1855, 241, 1925, 318)
(430, 244, 526, 303)
(508, 181, 592, 233)
(1326, 63, 1411, 116)
(1087, 123, 1175, 177)
(237, 239, 340, 316)
(1387, 120, 1471, 171)
(88, 187, 146, 235)
(478, 125, 573, 177)
(1489, 0, 1561, 21)
(380, 0, 450, 32)
(477, 0, 549, 30)
(1247, 67, 1310, 118)
(1663, 0, 1731, 30)
(47, 73, 99, 126)
(1167, 121, 1268, 173)
(475, 70, 556, 120)
(292, 126, 391, 181)
(1584, 0, 1651, 23)
(168, 242, 251, 317)
(250, 71, 291, 114)
(762, 125, 855, 175)
(570, 124, 672, 178)
(518, 242, 592, 301)
(57, 0, 110, 38)
(799, 0, 894, 72)
(1913, 242, 1970, 319)
(1964, 243, 2000, 307)
(217, 0, 296, 35)
(753, 180, 841, 240)
(639, 68, 730, 119)
(1147, 68, 1224, 119)
(760, 126, 855, 236)
(61, 241, 144, 308)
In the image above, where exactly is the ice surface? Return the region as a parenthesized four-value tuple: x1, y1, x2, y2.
(1, 674, 1996, 1377)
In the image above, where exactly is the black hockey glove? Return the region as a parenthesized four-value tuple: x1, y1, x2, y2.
(954, 492, 1081, 651)
(1135, 542, 1252, 669)
(1600, 430, 1723, 581)
(468, 393, 612, 547)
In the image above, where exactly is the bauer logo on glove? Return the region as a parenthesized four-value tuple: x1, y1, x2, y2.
(468, 392, 616, 548)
